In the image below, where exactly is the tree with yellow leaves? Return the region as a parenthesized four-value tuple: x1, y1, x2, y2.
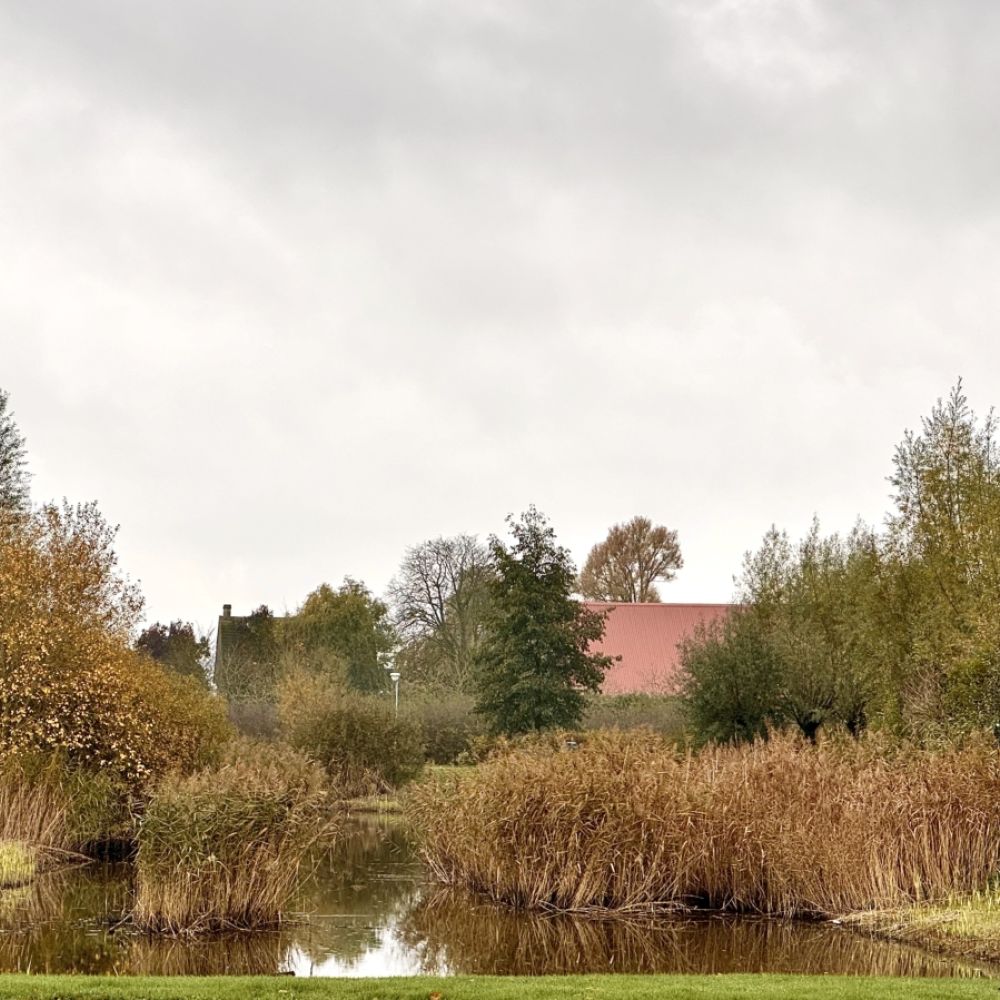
(0, 502, 229, 786)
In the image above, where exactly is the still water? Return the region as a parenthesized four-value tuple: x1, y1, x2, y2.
(0, 816, 991, 978)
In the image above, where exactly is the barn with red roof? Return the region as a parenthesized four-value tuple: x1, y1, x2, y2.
(584, 602, 734, 695)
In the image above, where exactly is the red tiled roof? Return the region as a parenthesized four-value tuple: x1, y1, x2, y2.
(584, 602, 734, 695)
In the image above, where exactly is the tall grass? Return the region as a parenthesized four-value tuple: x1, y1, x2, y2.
(407, 730, 1000, 917)
(0, 757, 69, 852)
(0, 753, 132, 858)
(132, 743, 334, 933)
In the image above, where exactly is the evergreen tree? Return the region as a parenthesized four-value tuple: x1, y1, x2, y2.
(475, 507, 613, 735)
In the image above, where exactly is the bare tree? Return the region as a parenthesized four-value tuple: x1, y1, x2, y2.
(579, 516, 682, 602)
(387, 534, 492, 690)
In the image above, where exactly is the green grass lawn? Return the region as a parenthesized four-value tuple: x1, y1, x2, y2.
(0, 975, 996, 1000)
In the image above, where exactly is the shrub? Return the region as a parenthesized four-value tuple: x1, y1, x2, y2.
(404, 690, 484, 765)
(133, 742, 332, 932)
(227, 700, 279, 739)
(278, 670, 423, 795)
(408, 729, 1000, 917)
(581, 694, 686, 741)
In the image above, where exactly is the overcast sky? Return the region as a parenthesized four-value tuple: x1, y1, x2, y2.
(3, 1, 999, 634)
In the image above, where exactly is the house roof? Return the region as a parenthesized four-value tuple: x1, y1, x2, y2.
(583, 602, 734, 695)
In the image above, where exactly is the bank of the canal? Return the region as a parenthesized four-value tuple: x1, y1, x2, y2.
(0, 974, 998, 1000)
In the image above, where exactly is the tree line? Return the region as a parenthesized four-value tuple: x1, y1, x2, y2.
(206, 508, 645, 735)
(681, 381, 1000, 743)
(18, 377, 997, 746)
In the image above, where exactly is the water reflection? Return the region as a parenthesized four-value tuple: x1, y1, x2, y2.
(399, 890, 976, 978)
(0, 816, 993, 979)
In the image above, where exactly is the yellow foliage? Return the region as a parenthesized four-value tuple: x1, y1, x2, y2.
(0, 504, 231, 786)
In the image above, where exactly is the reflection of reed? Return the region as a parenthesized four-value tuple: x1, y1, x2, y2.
(0, 865, 130, 974)
(124, 932, 292, 975)
(398, 888, 988, 978)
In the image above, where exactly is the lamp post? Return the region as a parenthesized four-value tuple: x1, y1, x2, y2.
(389, 670, 400, 718)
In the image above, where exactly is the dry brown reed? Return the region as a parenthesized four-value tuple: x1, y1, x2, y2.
(407, 730, 1000, 918)
(132, 742, 336, 934)
(0, 753, 134, 861)
(0, 757, 69, 853)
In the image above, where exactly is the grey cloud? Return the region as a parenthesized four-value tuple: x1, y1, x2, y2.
(1, 1, 999, 627)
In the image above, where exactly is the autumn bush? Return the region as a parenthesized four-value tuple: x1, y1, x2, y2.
(0, 504, 232, 788)
(408, 729, 1000, 917)
(278, 668, 423, 795)
(133, 742, 333, 932)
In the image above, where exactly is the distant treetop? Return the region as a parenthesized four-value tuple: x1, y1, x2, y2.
(579, 515, 682, 603)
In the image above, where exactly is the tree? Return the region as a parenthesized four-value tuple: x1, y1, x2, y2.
(137, 620, 211, 686)
(283, 579, 395, 692)
(0, 389, 29, 513)
(885, 380, 1000, 726)
(475, 507, 613, 735)
(680, 521, 883, 743)
(679, 611, 781, 744)
(579, 516, 682, 602)
(680, 381, 1000, 743)
(386, 534, 492, 692)
(0, 502, 228, 783)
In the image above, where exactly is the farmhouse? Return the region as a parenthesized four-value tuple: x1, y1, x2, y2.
(584, 602, 734, 695)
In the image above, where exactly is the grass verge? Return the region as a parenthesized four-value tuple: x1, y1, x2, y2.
(0, 841, 35, 888)
(0, 974, 997, 1000)
(341, 794, 402, 815)
(845, 893, 1000, 964)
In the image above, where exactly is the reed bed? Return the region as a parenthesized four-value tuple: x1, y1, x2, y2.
(0, 756, 71, 853)
(407, 730, 1000, 918)
(132, 743, 335, 933)
(0, 751, 136, 861)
